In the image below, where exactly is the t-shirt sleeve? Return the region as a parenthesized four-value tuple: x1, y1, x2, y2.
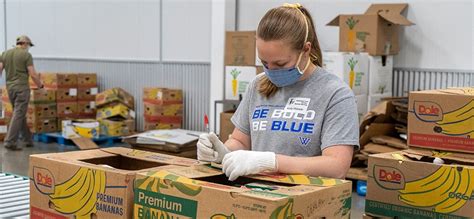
(25, 52, 34, 66)
(230, 76, 259, 136)
(320, 88, 360, 151)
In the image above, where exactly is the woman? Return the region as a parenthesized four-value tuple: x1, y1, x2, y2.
(198, 3, 359, 181)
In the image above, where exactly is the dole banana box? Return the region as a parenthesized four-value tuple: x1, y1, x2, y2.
(78, 87, 98, 101)
(99, 119, 135, 136)
(408, 88, 474, 153)
(133, 165, 353, 219)
(143, 88, 183, 105)
(144, 102, 183, 117)
(96, 87, 135, 109)
(144, 121, 182, 131)
(77, 73, 97, 88)
(30, 89, 56, 103)
(28, 118, 58, 133)
(27, 103, 57, 119)
(97, 103, 136, 120)
(77, 100, 97, 117)
(30, 147, 201, 219)
(41, 73, 78, 89)
(55, 88, 78, 102)
(366, 149, 474, 218)
(57, 102, 78, 117)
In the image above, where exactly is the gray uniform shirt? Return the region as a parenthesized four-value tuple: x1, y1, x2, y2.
(231, 67, 360, 156)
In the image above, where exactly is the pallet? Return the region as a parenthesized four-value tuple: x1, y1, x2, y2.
(33, 132, 122, 147)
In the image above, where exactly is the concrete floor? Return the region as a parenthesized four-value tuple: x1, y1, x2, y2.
(0, 141, 366, 218)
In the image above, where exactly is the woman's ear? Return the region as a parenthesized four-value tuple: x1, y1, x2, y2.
(304, 42, 312, 54)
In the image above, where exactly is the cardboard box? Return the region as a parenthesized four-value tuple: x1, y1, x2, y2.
(77, 100, 97, 117)
(368, 93, 392, 111)
(366, 149, 474, 218)
(78, 87, 98, 101)
(56, 87, 78, 102)
(408, 88, 474, 153)
(62, 119, 100, 139)
(133, 165, 353, 218)
(96, 87, 135, 109)
(29, 147, 200, 219)
(356, 94, 369, 122)
(28, 117, 58, 133)
(27, 103, 57, 119)
(57, 101, 78, 117)
(225, 66, 258, 100)
(41, 73, 78, 89)
(143, 121, 181, 131)
(219, 111, 235, 142)
(143, 88, 183, 104)
(327, 4, 414, 55)
(0, 117, 8, 140)
(144, 115, 182, 125)
(323, 52, 369, 95)
(144, 102, 183, 117)
(225, 31, 256, 66)
(368, 56, 393, 95)
(2, 99, 13, 116)
(30, 89, 56, 103)
(77, 73, 98, 88)
(100, 119, 136, 136)
(97, 103, 135, 120)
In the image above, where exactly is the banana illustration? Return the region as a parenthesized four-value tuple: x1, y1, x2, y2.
(137, 170, 202, 196)
(270, 199, 304, 219)
(434, 100, 474, 136)
(211, 213, 237, 219)
(399, 166, 474, 213)
(49, 167, 107, 218)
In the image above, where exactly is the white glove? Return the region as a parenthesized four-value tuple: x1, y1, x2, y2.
(222, 150, 277, 181)
(197, 132, 230, 163)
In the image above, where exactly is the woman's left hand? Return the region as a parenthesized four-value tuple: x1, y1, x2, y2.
(222, 150, 277, 181)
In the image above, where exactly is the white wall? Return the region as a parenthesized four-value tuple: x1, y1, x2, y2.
(237, 0, 474, 70)
(0, 0, 5, 52)
(5, 0, 211, 62)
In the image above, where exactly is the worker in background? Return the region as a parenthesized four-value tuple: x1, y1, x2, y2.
(0, 35, 43, 150)
(198, 3, 359, 180)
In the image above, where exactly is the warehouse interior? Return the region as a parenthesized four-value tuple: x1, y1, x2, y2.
(0, 0, 473, 218)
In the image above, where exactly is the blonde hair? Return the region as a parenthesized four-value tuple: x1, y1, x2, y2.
(257, 4, 322, 98)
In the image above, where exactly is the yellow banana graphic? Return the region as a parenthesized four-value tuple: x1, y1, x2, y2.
(399, 166, 474, 213)
(49, 167, 89, 199)
(399, 167, 459, 207)
(211, 213, 236, 219)
(400, 166, 451, 194)
(434, 100, 474, 136)
(434, 167, 474, 213)
(49, 168, 107, 218)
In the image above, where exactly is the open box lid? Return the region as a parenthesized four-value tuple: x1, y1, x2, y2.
(100, 147, 201, 166)
(327, 3, 413, 26)
(371, 148, 474, 165)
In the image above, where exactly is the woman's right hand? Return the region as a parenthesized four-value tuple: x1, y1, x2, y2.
(197, 132, 230, 163)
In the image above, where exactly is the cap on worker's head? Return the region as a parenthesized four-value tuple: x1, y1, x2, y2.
(16, 35, 34, 47)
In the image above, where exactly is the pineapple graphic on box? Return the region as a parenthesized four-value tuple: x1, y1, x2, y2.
(345, 17, 359, 51)
(347, 58, 358, 89)
(229, 68, 241, 97)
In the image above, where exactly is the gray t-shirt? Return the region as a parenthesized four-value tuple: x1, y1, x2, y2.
(231, 67, 360, 157)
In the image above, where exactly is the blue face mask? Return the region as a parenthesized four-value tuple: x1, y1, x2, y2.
(263, 52, 311, 87)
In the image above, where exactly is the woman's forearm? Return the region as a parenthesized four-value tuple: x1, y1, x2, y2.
(224, 138, 250, 151)
(276, 147, 353, 179)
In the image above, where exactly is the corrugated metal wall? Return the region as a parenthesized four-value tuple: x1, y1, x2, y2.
(392, 67, 474, 97)
(32, 58, 210, 132)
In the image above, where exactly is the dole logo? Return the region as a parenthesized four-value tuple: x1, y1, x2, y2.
(33, 167, 55, 194)
(373, 165, 405, 190)
(413, 101, 443, 122)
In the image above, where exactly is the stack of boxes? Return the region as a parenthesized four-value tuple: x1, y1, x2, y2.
(27, 89, 58, 133)
(365, 88, 474, 218)
(1, 87, 58, 133)
(77, 74, 98, 119)
(41, 73, 79, 127)
(324, 3, 413, 121)
(143, 87, 183, 130)
(96, 87, 136, 136)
